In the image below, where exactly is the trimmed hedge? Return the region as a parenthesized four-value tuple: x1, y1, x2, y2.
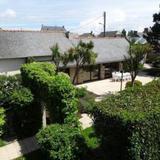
(94, 79, 160, 160)
(125, 80, 142, 88)
(21, 62, 78, 126)
(36, 124, 85, 160)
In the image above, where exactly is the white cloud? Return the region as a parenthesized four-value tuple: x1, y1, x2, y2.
(0, 9, 16, 18)
(109, 9, 126, 23)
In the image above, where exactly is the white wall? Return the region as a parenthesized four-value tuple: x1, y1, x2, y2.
(0, 58, 25, 73)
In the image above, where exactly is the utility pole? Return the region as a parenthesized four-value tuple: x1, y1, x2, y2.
(103, 11, 106, 37)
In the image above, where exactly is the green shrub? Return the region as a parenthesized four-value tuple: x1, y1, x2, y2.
(125, 80, 142, 88)
(82, 127, 100, 150)
(0, 75, 41, 138)
(12, 100, 42, 138)
(76, 87, 96, 114)
(75, 87, 87, 98)
(10, 87, 33, 110)
(36, 124, 85, 160)
(0, 75, 21, 108)
(21, 62, 79, 126)
(0, 107, 5, 136)
(94, 79, 160, 160)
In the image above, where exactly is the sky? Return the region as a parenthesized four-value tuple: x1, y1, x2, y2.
(0, 0, 159, 34)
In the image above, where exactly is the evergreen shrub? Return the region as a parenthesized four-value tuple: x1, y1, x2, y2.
(94, 79, 160, 160)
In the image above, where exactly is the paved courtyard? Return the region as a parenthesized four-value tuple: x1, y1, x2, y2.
(0, 137, 39, 160)
(77, 75, 155, 96)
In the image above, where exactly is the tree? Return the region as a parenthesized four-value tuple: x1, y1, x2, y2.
(50, 43, 63, 73)
(122, 30, 152, 86)
(68, 41, 97, 84)
(144, 10, 160, 67)
(124, 43, 152, 86)
(128, 30, 139, 37)
(122, 29, 127, 37)
(51, 44, 73, 73)
(144, 11, 160, 53)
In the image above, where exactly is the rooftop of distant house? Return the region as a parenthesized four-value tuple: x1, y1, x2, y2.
(41, 25, 67, 32)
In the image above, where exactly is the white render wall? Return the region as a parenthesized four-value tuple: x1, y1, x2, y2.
(0, 58, 25, 73)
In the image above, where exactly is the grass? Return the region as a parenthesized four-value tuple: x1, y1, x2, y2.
(0, 139, 7, 147)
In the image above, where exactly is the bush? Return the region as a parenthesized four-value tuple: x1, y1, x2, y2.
(21, 62, 79, 126)
(0, 75, 21, 107)
(36, 124, 85, 160)
(76, 87, 96, 114)
(94, 79, 160, 160)
(75, 87, 87, 98)
(125, 80, 142, 88)
(10, 87, 33, 110)
(0, 107, 5, 136)
(82, 127, 100, 150)
(12, 100, 42, 138)
(0, 75, 41, 138)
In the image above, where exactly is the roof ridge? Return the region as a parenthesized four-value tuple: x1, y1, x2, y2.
(73, 37, 125, 40)
(0, 30, 66, 33)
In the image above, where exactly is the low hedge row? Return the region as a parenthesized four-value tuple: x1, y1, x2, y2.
(94, 79, 160, 160)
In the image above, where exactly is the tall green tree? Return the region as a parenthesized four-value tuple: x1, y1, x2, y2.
(68, 40, 97, 84)
(122, 31, 152, 86)
(144, 11, 160, 53)
(124, 43, 152, 86)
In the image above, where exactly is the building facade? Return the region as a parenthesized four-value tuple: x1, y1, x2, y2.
(0, 29, 129, 84)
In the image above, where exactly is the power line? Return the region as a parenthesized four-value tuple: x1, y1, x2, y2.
(69, 16, 103, 32)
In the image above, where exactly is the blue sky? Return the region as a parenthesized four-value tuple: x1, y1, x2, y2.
(0, 0, 159, 33)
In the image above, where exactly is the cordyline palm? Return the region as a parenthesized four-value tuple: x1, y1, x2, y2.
(50, 43, 63, 73)
(68, 40, 97, 84)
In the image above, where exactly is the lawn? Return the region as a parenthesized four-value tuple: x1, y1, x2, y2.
(0, 139, 7, 147)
